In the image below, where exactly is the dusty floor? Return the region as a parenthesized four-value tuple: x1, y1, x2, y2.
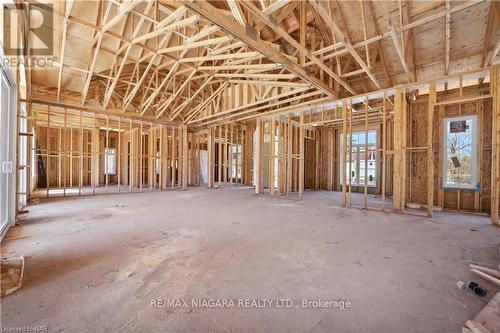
(1, 186, 499, 333)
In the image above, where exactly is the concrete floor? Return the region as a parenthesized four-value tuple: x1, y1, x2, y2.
(1, 186, 499, 332)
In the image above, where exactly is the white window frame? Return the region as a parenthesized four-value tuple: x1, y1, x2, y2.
(442, 115, 478, 190)
(339, 130, 378, 188)
(104, 148, 117, 176)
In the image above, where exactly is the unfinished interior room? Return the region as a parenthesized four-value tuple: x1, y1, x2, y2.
(1, 0, 500, 332)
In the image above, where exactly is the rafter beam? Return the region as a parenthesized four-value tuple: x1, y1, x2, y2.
(178, 51, 261, 63)
(80, 1, 113, 105)
(227, 0, 246, 26)
(140, 25, 221, 115)
(102, 0, 156, 108)
(182, 0, 345, 99)
(56, 0, 74, 101)
(309, 0, 382, 89)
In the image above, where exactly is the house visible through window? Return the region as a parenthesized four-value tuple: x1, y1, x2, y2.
(231, 144, 242, 180)
(340, 130, 377, 187)
(104, 148, 116, 175)
(443, 115, 477, 189)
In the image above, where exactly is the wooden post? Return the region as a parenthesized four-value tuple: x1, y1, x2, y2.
(255, 118, 262, 194)
(382, 93, 387, 210)
(270, 117, 275, 196)
(79, 110, 83, 195)
(491, 68, 499, 225)
(342, 101, 347, 207)
(364, 97, 369, 209)
(118, 118, 121, 192)
(208, 127, 214, 188)
(392, 88, 407, 212)
(427, 82, 436, 216)
(46, 106, 50, 197)
(287, 116, 292, 197)
(348, 100, 353, 207)
(182, 125, 188, 190)
(140, 121, 143, 192)
(105, 115, 109, 192)
(171, 126, 176, 189)
(218, 125, 222, 184)
(299, 111, 305, 200)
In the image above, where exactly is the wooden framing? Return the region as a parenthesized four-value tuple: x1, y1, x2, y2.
(7, 0, 498, 226)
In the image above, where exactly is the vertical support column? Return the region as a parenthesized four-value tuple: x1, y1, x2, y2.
(208, 127, 214, 188)
(46, 106, 50, 197)
(218, 125, 222, 184)
(91, 115, 99, 194)
(348, 100, 353, 207)
(105, 116, 109, 192)
(437, 105, 445, 208)
(299, 111, 305, 200)
(286, 116, 292, 197)
(178, 126, 183, 188)
(392, 88, 407, 212)
(300, 0, 306, 66)
(182, 125, 188, 190)
(327, 127, 333, 191)
(364, 97, 369, 209)
(171, 126, 176, 189)
(118, 118, 121, 192)
(255, 118, 262, 194)
(427, 82, 436, 217)
(315, 129, 320, 190)
(381, 93, 387, 211)
(269, 117, 275, 196)
(78, 110, 83, 195)
(342, 101, 347, 207)
(491, 68, 499, 225)
(140, 122, 143, 192)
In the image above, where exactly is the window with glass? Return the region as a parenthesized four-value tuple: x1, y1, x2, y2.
(339, 130, 377, 187)
(104, 148, 117, 175)
(231, 144, 242, 180)
(155, 151, 161, 175)
(442, 115, 477, 189)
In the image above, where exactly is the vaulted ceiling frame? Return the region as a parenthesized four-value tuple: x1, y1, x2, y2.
(122, 14, 180, 112)
(81, 0, 151, 106)
(309, 1, 484, 67)
(102, 1, 156, 109)
(148, 39, 251, 118)
(204, 91, 325, 127)
(190, 86, 311, 125)
(480, 1, 497, 70)
(171, 43, 276, 119)
(255, 2, 299, 32)
(366, 1, 392, 87)
(56, 0, 74, 101)
(239, 0, 355, 96)
(261, 49, 301, 99)
(309, 0, 382, 90)
(182, 0, 344, 100)
(227, 0, 246, 26)
(360, 1, 370, 69)
(402, 0, 418, 82)
(80, 0, 114, 105)
(156, 69, 197, 118)
(139, 25, 222, 115)
(171, 46, 256, 120)
(184, 82, 230, 123)
(31, 1, 199, 99)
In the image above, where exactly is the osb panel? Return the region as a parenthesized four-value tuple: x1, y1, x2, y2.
(408, 100, 428, 205)
(410, 84, 494, 212)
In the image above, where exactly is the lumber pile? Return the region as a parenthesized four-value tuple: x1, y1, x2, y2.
(464, 292, 500, 333)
